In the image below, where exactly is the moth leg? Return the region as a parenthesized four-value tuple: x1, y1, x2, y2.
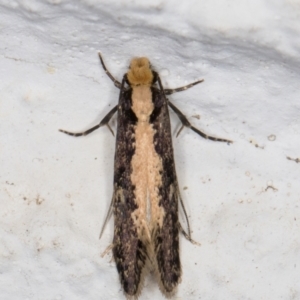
(99, 195, 115, 239)
(101, 244, 113, 258)
(59, 105, 118, 137)
(98, 52, 122, 89)
(178, 192, 200, 245)
(178, 192, 192, 237)
(164, 79, 204, 95)
(154, 72, 232, 143)
(101, 243, 114, 258)
(168, 101, 233, 143)
(180, 224, 201, 246)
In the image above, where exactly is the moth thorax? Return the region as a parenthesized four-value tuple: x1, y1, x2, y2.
(127, 57, 154, 86)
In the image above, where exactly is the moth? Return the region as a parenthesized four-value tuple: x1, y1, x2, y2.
(60, 54, 232, 299)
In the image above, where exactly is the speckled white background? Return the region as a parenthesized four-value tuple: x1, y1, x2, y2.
(1, 1, 300, 299)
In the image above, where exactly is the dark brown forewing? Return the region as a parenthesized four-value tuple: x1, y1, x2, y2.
(112, 89, 149, 297)
(150, 88, 182, 296)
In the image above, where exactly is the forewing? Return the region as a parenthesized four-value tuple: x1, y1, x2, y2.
(150, 89, 182, 296)
(112, 89, 149, 297)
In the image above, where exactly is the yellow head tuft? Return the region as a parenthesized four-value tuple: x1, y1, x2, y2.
(127, 57, 154, 86)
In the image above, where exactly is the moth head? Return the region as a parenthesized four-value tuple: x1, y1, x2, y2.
(127, 57, 154, 86)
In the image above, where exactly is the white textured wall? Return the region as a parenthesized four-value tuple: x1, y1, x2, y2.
(1, 1, 300, 299)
